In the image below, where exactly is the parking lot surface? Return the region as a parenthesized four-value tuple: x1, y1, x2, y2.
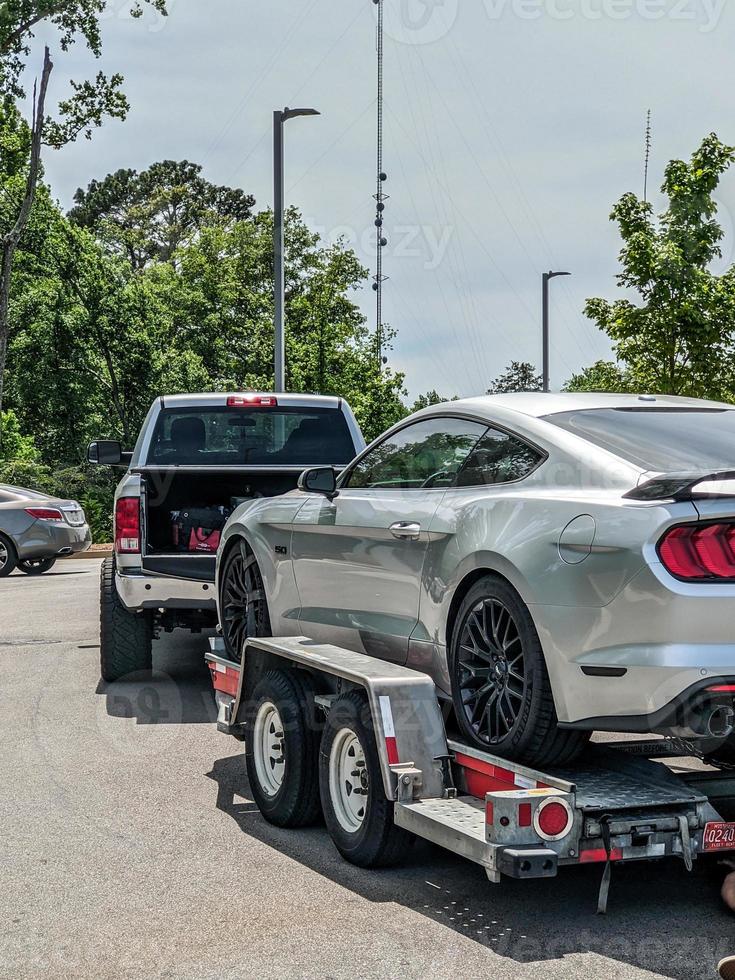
(0, 560, 732, 980)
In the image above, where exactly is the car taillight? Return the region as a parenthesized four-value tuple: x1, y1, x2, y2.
(658, 522, 735, 580)
(226, 395, 278, 407)
(534, 798, 573, 841)
(25, 507, 63, 521)
(115, 497, 140, 554)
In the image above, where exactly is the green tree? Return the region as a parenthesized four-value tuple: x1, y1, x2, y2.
(563, 360, 635, 393)
(487, 361, 543, 394)
(0, 0, 168, 414)
(409, 390, 452, 413)
(585, 134, 735, 398)
(69, 161, 256, 270)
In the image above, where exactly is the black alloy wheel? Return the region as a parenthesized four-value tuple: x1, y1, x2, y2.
(457, 597, 526, 745)
(220, 542, 270, 661)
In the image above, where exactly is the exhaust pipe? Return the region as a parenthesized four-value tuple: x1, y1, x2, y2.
(702, 704, 735, 740)
(667, 701, 735, 741)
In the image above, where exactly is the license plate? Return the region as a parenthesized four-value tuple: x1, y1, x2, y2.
(703, 821, 735, 852)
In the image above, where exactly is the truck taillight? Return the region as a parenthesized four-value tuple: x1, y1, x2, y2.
(227, 395, 278, 407)
(25, 507, 63, 521)
(658, 522, 735, 580)
(115, 497, 140, 554)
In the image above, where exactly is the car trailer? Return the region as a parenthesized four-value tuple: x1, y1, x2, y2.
(206, 635, 735, 913)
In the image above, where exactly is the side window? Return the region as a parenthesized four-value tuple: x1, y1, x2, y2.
(346, 418, 486, 490)
(455, 427, 543, 487)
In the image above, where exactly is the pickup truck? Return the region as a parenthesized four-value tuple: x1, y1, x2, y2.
(89, 392, 364, 681)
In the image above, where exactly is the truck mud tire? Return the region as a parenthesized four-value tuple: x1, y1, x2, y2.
(219, 540, 271, 662)
(449, 575, 590, 767)
(0, 533, 17, 578)
(245, 669, 322, 828)
(99, 557, 153, 682)
(319, 691, 413, 869)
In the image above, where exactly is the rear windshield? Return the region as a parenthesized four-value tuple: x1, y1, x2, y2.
(147, 406, 356, 466)
(545, 408, 735, 472)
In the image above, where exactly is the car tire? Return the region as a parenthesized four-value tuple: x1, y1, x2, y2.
(449, 575, 590, 767)
(319, 691, 413, 869)
(99, 557, 153, 682)
(17, 558, 57, 575)
(245, 669, 322, 828)
(0, 533, 17, 578)
(219, 540, 271, 662)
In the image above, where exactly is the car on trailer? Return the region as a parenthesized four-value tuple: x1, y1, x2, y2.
(216, 391, 735, 767)
(88, 392, 364, 682)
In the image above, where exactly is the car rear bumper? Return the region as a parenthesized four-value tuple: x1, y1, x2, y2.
(16, 522, 92, 560)
(115, 568, 217, 611)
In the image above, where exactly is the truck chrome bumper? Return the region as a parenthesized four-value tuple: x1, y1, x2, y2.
(115, 569, 217, 611)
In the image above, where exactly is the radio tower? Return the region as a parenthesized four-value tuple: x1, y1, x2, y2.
(372, 0, 389, 367)
(643, 109, 652, 204)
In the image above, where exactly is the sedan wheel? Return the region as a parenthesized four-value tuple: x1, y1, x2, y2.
(457, 597, 526, 745)
(220, 542, 270, 661)
(0, 535, 17, 578)
(18, 558, 57, 576)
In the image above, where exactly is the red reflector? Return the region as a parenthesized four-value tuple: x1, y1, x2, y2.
(25, 507, 63, 521)
(226, 395, 278, 408)
(518, 803, 532, 828)
(579, 847, 623, 864)
(708, 685, 735, 693)
(115, 497, 140, 554)
(485, 801, 494, 826)
(535, 799, 573, 841)
(658, 522, 735, 580)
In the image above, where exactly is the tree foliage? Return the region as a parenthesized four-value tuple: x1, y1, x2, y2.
(69, 161, 256, 269)
(487, 361, 542, 394)
(584, 134, 735, 397)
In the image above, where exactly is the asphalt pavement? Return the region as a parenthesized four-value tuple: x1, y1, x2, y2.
(0, 560, 732, 980)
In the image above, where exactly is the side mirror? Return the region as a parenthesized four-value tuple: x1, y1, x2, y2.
(88, 440, 129, 467)
(298, 466, 337, 497)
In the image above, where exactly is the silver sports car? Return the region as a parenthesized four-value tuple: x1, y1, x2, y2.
(216, 392, 735, 766)
(0, 485, 91, 576)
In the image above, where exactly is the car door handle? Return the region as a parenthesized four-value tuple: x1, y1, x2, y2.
(390, 522, 421, 541)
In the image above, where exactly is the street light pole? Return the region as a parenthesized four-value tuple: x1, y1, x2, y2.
(273, 106, 320, 393)
(542, 270, 571, 393)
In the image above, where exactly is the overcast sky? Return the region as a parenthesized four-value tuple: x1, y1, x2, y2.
(32, 0, 735, 400)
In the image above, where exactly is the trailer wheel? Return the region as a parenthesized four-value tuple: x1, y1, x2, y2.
(319, 691, 413, 869)
(245, 669, 322, 828)
(99, 557, 152, 682)
(449, 575, 589, 767)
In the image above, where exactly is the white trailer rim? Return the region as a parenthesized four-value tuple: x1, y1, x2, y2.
(252, 701, 285, 798)
(329, 728, 368, 834)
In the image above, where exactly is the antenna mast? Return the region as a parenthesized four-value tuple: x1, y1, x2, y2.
(372, 0, 389, 367)
(644, 109, 652, 203)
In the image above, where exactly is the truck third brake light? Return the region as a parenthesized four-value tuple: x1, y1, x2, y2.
(658, 522, 735, 580)
(227, 395, 278, 408)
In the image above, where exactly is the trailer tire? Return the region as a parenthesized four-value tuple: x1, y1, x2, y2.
(449, 575, 589, 767)
(99, 557, 153, 682)
(319, 690, 413, 869)
(245, 669, 322, 828)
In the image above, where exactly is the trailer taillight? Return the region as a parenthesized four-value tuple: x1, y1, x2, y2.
(115, 497, 140, 554)
(658, 522, 735, 580)
(227, 395, 278, 408)
(534, 798, 573, 842)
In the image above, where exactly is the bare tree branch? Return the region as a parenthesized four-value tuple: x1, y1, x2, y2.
(0, 3, 74, 55)
(0, 45, 53, 418)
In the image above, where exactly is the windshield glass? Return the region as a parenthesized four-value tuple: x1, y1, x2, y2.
(147, 406, 356, 466)
(544, 408, 735, 472)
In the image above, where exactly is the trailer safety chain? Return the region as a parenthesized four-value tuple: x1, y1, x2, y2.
(668, 737, 735, 773)
(596, 815, 614, 916)
(678, 814, 694, 872)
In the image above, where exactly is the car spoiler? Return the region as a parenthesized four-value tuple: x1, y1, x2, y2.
(624, 470, 735, 502)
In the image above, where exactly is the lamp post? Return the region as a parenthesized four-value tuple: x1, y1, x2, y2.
(273, 106, 320, 392)
(542, 270, 571, 393)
